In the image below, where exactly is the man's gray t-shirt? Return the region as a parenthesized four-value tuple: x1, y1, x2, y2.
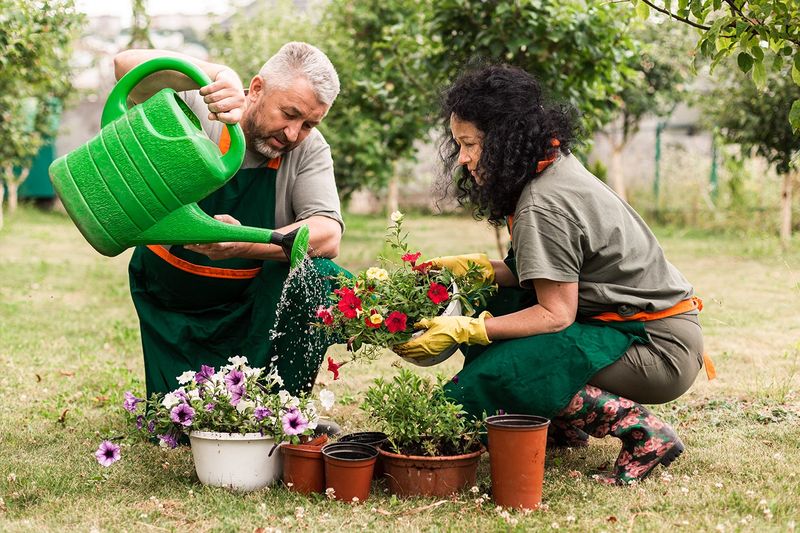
(512, 153, 692, 317)
(180, 90, 343, 230)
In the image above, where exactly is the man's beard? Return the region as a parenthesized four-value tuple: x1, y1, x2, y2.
(252, 137, 283, 159)
(243, 113, 293, 159)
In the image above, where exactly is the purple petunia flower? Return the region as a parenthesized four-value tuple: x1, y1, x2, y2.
(229, 384, 245, 406)
(204, 403, 216, 412)
(147, 420, 155, 434)
(158, 432, 179, 449)
(195, 364, 216, 384)
(94, 440, 121, 467)
(170, 403, 195, 426)
(451, 375, 459, 384)
(281, 408, 309, 436)
(254, 406, 273, 421)
(225, 369, 245, 391)
(123, 391, 143, 413)
(173, 389, 189, 403)
(135, 415, 145, 430)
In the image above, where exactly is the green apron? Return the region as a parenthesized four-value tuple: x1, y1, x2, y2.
(129, 164, 345, 398)
(444, 248, 648, 419)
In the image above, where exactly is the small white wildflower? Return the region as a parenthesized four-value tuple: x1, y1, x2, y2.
(325, 487, 336, 500)
(7, 473, 16, 483)
(680, 486, 689, 494)
(319, 389, 335, 411)
(566, 515, 576, 523)
(551, 522, 560, 529)
(759, 499, 768, 506)
(390, 210, 404, 222)
(177, 371, 196, 384)
(715, 524, 725, 532)
(469, 485, 480, 494)
(352, 496, 359, 503)
(286, 482, 294, 488)
(295, 506, 305, 519)
(714, 482, 723, 488)
(788, 520, 795, 531)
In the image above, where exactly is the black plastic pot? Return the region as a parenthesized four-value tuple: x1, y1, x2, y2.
(338, 432, 389, 478)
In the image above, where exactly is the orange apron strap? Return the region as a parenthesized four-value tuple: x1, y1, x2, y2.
(703, 353, 716, 380)
(591, 296, 703, 323)
(218, 127, 281, 168)
(145, 245, 262, 279)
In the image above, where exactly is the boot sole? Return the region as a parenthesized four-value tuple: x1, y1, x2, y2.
(640, 438, 685, 482)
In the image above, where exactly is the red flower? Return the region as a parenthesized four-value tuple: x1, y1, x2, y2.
(427, 282, 450, 304)
(316, 305, 334, 326)
(334, 286, 355, 298)
(327, 357, 341, 380)
(384, 311, 408, 333)
(412, 261, 433, 273)
(401, 252, 422, 265)
(337, 292, 362, 319)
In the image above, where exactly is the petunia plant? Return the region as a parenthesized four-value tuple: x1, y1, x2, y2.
(315, 212, 496, 362)
(123, 356, 322, 448)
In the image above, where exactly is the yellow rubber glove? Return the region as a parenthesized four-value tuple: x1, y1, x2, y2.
(430, 253, 495, 283)
(393, 311, 492, 359)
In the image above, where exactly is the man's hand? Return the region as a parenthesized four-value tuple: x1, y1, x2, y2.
(430, 253, 495, 283)
(183, 214, 257, 260)
(199, 68, 245, 124)
(393, 312, 492, 360)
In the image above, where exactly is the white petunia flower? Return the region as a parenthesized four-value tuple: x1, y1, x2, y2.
(244, 367, 263, 378)
(319, 389, 335, 411)
(161, 393, 180, 409)
(228, 355, 249, 367)
(236, 400, 255, 414)
(187, 389, 201, 401)
(177, 371, 196, 385)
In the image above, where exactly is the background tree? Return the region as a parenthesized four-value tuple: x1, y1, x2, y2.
(702, 64, 800, 244)
(629, 0, 800, 131)
(602, 23, 692, 201)
(0, 0, 84, 230)
(128, 0, 154, 49)
(429, 0, 642, 139)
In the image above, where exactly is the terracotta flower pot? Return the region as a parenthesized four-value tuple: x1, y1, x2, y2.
(322, 442, 377, 502)
(338, 431, 388, 479)
(486, 414, 550, 510)
(378, 445, 484, 498)
(281, 435, 328, 495)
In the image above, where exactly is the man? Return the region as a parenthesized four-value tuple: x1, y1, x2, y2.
(114, 43, 345, 404)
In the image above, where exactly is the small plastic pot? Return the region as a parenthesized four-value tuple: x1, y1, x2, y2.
(486, 414, 550, 510)
(322, 442, 377, 503)
(338, 431, 388, 479)
(281, 442, 326, 495)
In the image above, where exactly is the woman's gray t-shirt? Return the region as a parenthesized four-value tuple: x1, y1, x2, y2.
(511, 153, 693, 317)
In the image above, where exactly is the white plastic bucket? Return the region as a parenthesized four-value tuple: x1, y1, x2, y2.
(188, 431, 282, 491)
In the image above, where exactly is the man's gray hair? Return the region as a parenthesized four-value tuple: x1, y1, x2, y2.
(259, 42, 340, 106)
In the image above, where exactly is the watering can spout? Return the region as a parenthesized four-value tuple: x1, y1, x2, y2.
(132, 203, 310, 268)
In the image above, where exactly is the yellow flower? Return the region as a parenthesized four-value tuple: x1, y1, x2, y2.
(369, 313, 384, 325)
(366, 267, 389, 281)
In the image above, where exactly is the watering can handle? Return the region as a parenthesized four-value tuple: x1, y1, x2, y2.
(100, 56, 245, 178)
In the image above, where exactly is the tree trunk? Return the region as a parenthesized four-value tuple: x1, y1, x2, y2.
(779, 171, 794, 246)
(5, 167, 28, 214)
(608, 142, 627, 202)
(386, 173, 400, 217)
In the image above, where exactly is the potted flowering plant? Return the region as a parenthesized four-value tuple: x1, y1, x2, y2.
(361, 369, 484, 498)
(316, 212, 496, 365)
(124, 356, 322, 492)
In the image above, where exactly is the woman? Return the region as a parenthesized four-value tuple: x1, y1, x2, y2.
(395, 64, 705, 485)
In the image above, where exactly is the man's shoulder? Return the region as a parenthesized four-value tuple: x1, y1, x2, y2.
(282, 129, 330, 167)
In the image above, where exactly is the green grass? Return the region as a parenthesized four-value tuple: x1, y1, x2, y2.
(1, 205, 799, 532)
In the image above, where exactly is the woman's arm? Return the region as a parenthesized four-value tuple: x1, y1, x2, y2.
(484, 278, 578, 339)
(490, 259, 518, 287)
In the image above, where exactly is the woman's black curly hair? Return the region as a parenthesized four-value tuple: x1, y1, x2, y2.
(438, 63, 579, 225)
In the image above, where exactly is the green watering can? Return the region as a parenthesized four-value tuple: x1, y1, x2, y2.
(49, 57, 309, 267)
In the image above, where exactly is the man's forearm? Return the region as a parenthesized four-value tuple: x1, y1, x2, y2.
(241, 216, 342, 262)
(113, 49, 232, 104)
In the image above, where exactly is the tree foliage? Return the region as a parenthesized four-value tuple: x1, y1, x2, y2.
(630, 0, 800, 131)
(0, 0, 84, 220)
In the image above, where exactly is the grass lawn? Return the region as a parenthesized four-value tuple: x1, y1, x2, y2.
(1, 205, 799, 532)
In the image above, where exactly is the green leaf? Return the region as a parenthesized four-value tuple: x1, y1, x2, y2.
(793, 64, 800, 86)
(752, 60, 767, 88)
(636, 1, 650, 19)
(737, 52, 754, 73)
(713, 0, 721, 9)
(791, 100, 800, 134)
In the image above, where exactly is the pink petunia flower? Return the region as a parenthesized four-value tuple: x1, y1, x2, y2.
(94, 440, 121, 467)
